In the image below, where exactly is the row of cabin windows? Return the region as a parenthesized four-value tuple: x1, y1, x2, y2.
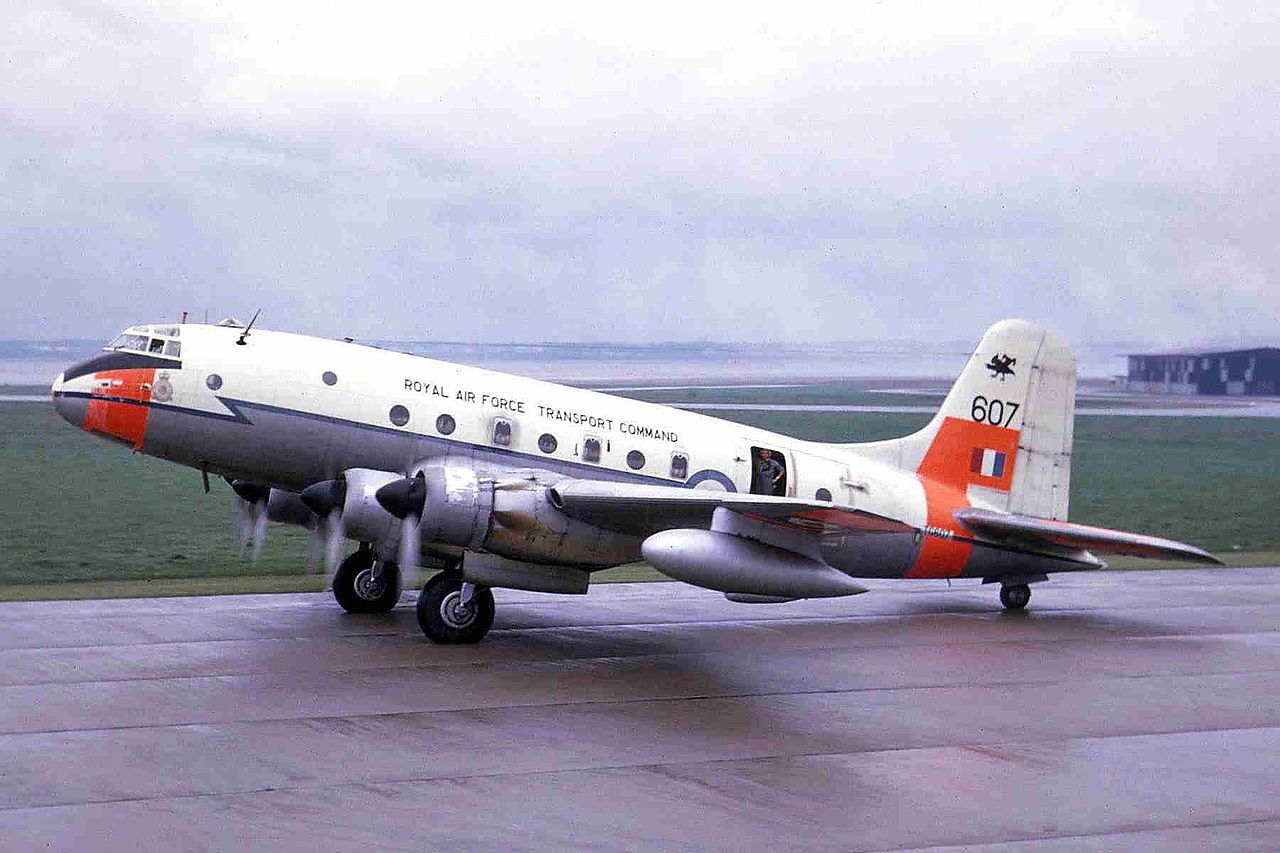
(388, 406, 690, 479)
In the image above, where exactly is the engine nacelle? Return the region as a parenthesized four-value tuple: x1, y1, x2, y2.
(385, 464, 640, 567)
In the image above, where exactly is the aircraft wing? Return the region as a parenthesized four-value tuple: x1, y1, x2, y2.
(548, 480, 913, 539)
(954, 507, 1223, 564)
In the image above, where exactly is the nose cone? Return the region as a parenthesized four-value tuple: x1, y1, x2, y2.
(50, 371, 88, 427)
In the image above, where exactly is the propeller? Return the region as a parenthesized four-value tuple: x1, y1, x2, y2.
(228, 479, 270, 562)
(376, 472, 426, 591)
(300, 477, 348, 585)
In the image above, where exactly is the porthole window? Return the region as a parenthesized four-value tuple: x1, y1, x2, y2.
(436, 413, 456, 435)
(205, 373, 223, 391)
(322, 371, 337, 386)
(670, 453, 689, 480)
(389, 405, 410, 427)
(538, 433, 558, 454)
(582, 436, 602, 463)
(815, 488, 833, 502)
(626, 450, 646, 470)
(491, 418, 513, 447)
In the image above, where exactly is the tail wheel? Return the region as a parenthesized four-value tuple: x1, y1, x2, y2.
(416, 572, 495, 644)
(333, 551, 400, 614)
(1000, 583, 1031, 611)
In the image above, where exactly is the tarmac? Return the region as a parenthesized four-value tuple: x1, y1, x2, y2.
(1, 568, 1278, 851)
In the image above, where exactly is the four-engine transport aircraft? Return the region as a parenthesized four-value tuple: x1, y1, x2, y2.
(51, 318, 1220, 643)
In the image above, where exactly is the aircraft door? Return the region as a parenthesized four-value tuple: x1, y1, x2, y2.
(748, 445, 791, 496)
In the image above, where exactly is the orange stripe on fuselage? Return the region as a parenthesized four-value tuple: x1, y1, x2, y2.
(907, 416, 1020, 578)
(84, 368, 155, 450)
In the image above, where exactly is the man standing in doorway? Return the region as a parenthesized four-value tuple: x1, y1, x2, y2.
(754, 448, 786, 496)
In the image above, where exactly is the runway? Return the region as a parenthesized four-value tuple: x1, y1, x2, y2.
(1, 569, 1278, 851)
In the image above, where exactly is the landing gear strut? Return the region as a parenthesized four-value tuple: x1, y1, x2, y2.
(332, 549, 400, 614)
(1000, 583, 1031, 611)
(416, 571, 494, 644)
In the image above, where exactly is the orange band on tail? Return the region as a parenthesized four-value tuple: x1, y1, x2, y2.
(907, 417, 1020, 578)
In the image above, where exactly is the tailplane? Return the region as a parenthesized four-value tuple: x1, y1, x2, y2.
(854, 319, 1077, 519)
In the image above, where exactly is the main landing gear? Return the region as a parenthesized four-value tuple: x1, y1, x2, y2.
(416, 571, 495, 644)
(1000, 583, 1032, 611)
(332, 548, 400, 614)
(331, 545, 495, 643)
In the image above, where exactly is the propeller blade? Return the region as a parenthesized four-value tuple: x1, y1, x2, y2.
(250, 499, 269, 562)
(233, 496, 254, 551)
(322, 508, 346, 586)
(398, 514, 422, 593)
(229, 480, 272, 560)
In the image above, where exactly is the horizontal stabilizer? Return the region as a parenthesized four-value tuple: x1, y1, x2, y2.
(549, 480, 912, 538)
(955, 508, 1222, 565)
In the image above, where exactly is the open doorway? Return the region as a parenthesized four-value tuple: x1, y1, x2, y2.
(750, 446, 788, 496)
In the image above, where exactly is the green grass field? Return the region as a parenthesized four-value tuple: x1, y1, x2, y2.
(2, 389, 1277, 597)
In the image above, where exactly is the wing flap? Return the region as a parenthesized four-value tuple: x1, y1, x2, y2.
(549, 480, 912, 538)
(955, 507, 1222, 564)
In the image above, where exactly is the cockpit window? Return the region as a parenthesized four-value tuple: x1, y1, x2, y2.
(107, 334, 148, 351)
(105, 326, 183, 359)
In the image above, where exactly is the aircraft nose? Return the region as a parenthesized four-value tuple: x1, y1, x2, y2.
(50, 371, 88, 427)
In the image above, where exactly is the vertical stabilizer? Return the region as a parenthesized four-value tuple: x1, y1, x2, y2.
(852, 319, 1077, 519)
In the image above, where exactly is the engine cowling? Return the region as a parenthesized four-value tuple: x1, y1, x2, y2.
(301, 468, 403, 547)
(266, 489, 316, 527)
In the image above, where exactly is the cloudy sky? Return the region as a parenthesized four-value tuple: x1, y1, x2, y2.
(3, 1, 1277, 345)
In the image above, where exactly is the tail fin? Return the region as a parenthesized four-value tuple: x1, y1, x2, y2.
(854, 319, 1076, 520)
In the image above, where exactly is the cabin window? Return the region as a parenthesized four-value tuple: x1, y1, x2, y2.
(436, 413, 456, 435)
(492, 418, 513, 447)
(538, 433, 558, 454)
(205, 373, 223, 391)
(670, 453, 689, 480)
(582, 436, 602, 463)
(750, 446, 788, 496)
(148, 338, 165, 353)
(163, 340, 181, 358)
(815, 488, 832, 502)
(321, 371, 337, 386)
(389, 405, 410, 427)
(626, 450, 645, 470)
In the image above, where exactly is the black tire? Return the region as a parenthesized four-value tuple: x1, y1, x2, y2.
(1000, 583, 1031, 611)
(333, 551, 400, 614)
(416, 572, 495, 644)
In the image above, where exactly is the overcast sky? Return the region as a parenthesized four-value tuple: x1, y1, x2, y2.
(3, 1, 1277, 345)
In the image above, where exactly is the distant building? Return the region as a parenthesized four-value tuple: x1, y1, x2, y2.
(1125, 348, 1280, 396)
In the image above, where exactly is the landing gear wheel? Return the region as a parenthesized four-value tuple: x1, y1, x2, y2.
(1000, 583, 1031, 611)
(416, 572, 495, 644)
(333, 551, 400, 614)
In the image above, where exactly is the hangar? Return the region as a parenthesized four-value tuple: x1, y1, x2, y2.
(1126, 347, 1280, 396)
